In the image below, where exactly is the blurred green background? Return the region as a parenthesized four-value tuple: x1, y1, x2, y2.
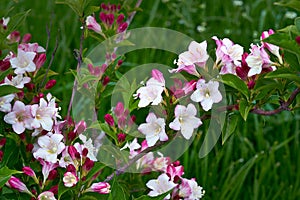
(1, 0, 300, 199)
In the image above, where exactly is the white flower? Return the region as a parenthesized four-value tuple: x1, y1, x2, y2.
(10, 49, 36, 74)
(190, 79, 222, 111)
(120, 138, 141, 158)
(77, 134, 97, 161)
(63, 172, 78, 187)
(146, 173, 177, 199)
(134, 78, 165, 108)
(31, 100, 55, 131)
(2, 17, 10, 26)
(33, 133, 65, 163)
(0, 94, 14, 112)
(59, 147, 75, 168)
(169, 104, 202, 140)
(4, 101, 33, 134)
(138, 112, 168, 147)
(4, 74, 31, 89)
(37, 191, 57, 200)
(178, 41, 209, 67)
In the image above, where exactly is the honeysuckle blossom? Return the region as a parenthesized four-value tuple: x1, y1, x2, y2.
(85, 182, 111, 194)
(261, 29, 283, 64)
(246, 44, 273, 77)
(59, 147, 75, 168)
(134, 76, 165, 108)
(76, 134, 98, 161)
(169, 104, 202, 140)
(146, 173, 177, 199)
(0, 94, 14, 112)
(170, 41, 209, 75)
(1, 17, 10, 27)
(22, 166, 39, 184)
(121, 138, 141, 158)
(39, 159, 58, 185)
(9, 49, 36, 74)
(37, 191, 57, 200)
(86, 16, 102, 33)
(166, 164, 184, 182)
(6, 176, 34, 197)
(190, 79, 222, 111)
(178, 178, 205, 200)
(63, 172, 78, 187)
(33, 133, 65, 163)
(4, 100, 33, 134)
(4, 74, 31, 89)
(212, 36, 243, 74)
(152, 154, 171, 172)
(18, 42, 45, 53)
(136, 152, 154, 170)
(138, 112, 168, 147)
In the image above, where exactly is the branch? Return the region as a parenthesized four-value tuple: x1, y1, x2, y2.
(126, 0, 143, 26)
(251, 87, 300, 115)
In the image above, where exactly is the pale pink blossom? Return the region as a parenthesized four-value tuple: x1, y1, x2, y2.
(63, 172, 78, 187)
(86, 16, 102, 33)
(190, 79, 222, 111)
(4, 74, 31, 89)
(138, 112, 168, 147)
(151, 69, 165, 84)
(212, 36, 243, 74)
(77, 134, 97, 161)
(246, 44, 273, 77)
(86, 182, 111, 194)
(261, 29, 283, 64)
(39, 159, 58, 185)
(4, 101, 33, 134)
(33, 133, 65, 163)
(146, 173, 177, 199)
(136, 152, 154, 170)
(152, 153, 171, 172)
(59, 147, 75, 168)
(134, 77, 165, 108)
(10, 49, 36, 74)
(31, 99, 56, 131)
(0, 94, 14, 112)
(120, 138, 141, 159)
(179, 178, 205, 200)
(18, 43, 45, 53)
(169, 104, 202, 140)
(37, 191, 56, 200)
(2, 17, 10, 26)
(170, 41, 209, 75)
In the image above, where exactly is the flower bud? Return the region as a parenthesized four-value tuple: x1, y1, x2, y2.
(106, 14, 115, 26)
(0, 150, 3, 161)
(68, 146, 78, 160)
(25, 83, 35, 91)
(22, 166, 36, 177)
(35, 53, 46, 69)
(22, 33, 32, 43)
(117, 22, 128, 33)
(26, 144, 34, 152)
(117, 133, 126, 143)
(83, 157, 94, 172)
(82, 148, 88, 157)
(102, 76, 110, 86)
(116, 14, 124, 25)
(86, 16, 102, 34)
(45, 79, 56, 90)
(296, 36, 300, 45)
(66, 164, 76, 174)
(0, 138, 6, 148)
(0, 60, 10, 71)
(99, 12, 107, 23)
(117, 59, 123, 66)
(6, 176, 33, 195)
(104, 114, 114, 127)
(68, 131, 77, 142)
(74, 120, 87, 134)
(7, 31, 20, 43)
(48, 169, 58, 180)
(49, 185, 58, 195)
(86, 182, 111, 194)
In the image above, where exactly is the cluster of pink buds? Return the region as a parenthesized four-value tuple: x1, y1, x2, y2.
(0, 138, 6, 161)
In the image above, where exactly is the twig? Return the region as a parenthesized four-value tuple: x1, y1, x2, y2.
(126, 0, 143, 25)
(251, 87, 300, 115)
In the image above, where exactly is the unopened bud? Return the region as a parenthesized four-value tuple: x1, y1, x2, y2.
(45, 79, 56, 89)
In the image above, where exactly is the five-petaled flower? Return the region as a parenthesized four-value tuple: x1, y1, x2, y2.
(10, 49, 36, 74)
(169, 103, 202, 140)
(146, 173, 177, 199)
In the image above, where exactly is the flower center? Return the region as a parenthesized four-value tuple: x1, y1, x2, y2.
(205, 90, 210, 98)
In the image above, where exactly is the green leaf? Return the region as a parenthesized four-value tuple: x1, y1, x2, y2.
(275, 0, 300, 12)
(83, 162, 106, 184)
(222, 114, 239, 145)
(220, 74, 250, 100)
(295, 17, 300, 32)
(264, 68, 300, 84)
(278, 25, 300, 35)
(239, 99, 252, 121)
(0, 166, 22, 188)
(0, 85, 19, 97)
(107, 177, 129, 200)
(264, 33, 300, 56)
(58, 179, 71, 200)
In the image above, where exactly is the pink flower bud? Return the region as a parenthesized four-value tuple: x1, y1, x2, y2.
(101, 3, 107, 10)
(22, 33, 32, 43)
(45, 79, 56, 90)
(0, 150, 3, 161)
(104, 114, 114, 126)
(116, 14, 124, 25)
(88, 63, 94, 74)
(7, 176, 32, 195)
(100, 64, 108, 76)
(83, 157, 94, 172)
(49, 185, 58, 194)
(247, 80, 255, 89)
(117, 22, 128, 33)
(106, 14, 115, 26)
(117, 4, 121, 10)
(296, 36, 300, 45)
(82, 148, 88, 157)
(0, 60, 10, 71)
(68, 146, 78, 160)
(152, 69, 165, 83)
(35, 53, 46, 69)
(102, 76, 110, 86)
(74, 120, 87, 134)
(87, 182, 111, 194)
(66, 164, 76, 174)
(0, 138, 6, 148)
(22, 166, 35, 177)
(25, 83, 35, 91)
(117, 133, 126, 143)
(117, 59, 123, 66)
(114, 102, 124, 117)
(48, 169, 58, 180)
(7, 31, 20, 43)
(86, 16, 102, 34)
(99, 12, 107, 23)
(26, 144, 34, 152)
(17, 90, 24, 99)
(63, 172, 78, 187)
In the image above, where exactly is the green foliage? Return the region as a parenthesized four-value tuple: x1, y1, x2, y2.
(220, 74, 250, 100)
(0, 166, 22, 188)
(0, 85, 19, 98)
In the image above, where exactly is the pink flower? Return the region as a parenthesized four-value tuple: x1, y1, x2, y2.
(86, 16, 102, 33)
(261, 29, 282, 64)
(39, 159, 58, 185)
(178, 178, 205, 199)
(138, 112, 168, 147)
(246, 44, 273, 76)
(63, 172, 78, 187)
(152, 155, 171, 172)
(37, 191, 56, 200)
(86, 182, 111, 194)
(10, 49, 36, 74)
(169, 104, 202, 140)
(166, 164, 184, 182)
(6, 176, 34, 196)
(18, 43, 45, 53)
(4, 101, 33, 134)
(170, 41, 209, 75)
(104, 114, 114, 127)
(74, 120, 87, 134)
(146, 173, 177, 199)
(190, 79, 222, 111)
(0, 94, 14, 112)
(151, 69, 165, 84)
(4, 74, 31, 89)
(212, 36, 243, 74)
